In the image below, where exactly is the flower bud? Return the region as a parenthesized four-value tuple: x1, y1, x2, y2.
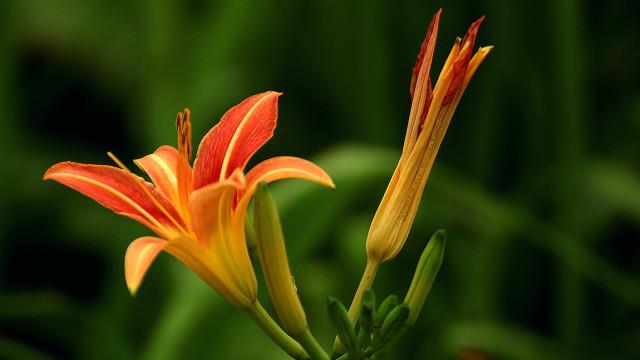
(374, 294, 399, 329)
(327, 297, 360, 359)
(370, 303, 410, 351)
(366, 12, 490, 264)
(253, 182, 307, 335)
(404, 229, 446, 325)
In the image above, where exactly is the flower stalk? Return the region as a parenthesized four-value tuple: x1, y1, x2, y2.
(347, 259, 380, 323)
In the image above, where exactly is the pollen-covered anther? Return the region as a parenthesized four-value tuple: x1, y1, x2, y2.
(176, 108, 192, 160)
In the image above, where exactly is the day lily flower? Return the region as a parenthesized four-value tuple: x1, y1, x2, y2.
(44, 91, 334, 309)
(366, 10, 492, 263)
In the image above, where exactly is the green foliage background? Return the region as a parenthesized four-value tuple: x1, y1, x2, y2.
(1, 0, 639, 359)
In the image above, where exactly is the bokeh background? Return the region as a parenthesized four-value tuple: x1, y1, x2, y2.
(1, 0, 639, 359)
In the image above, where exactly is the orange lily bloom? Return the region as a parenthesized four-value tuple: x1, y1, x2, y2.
(366, 10, 492, 263)
(44, 91, 334, 308)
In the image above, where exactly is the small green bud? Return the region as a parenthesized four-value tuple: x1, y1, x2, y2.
(360, 289, 376, 335)
(254, 183, 307, 335)
(374, 294, 399, 329)
(370, 304, 409, 350)
(327, 297, 361, 359)
(404, 229, 446, 325)
(357, 290, 375, 348)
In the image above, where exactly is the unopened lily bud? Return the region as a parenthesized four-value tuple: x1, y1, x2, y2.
(366, 11, 491, 264)
(404, 229, 446, 325)
(253, 182, 308, 336)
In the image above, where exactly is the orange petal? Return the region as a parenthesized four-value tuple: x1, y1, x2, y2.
(192, 91, 281, 190)
(189, 180, 239, 248)
(135, 146, 180, 203)
(164, 235, 255, 307)
(189, 173, 256, 301)
(239, 156, 334, 210)
(175, 154, 192, 227)
(125, 236, 166, 296)
(44, 162, 185, 238)
(135, 146, 193, 230)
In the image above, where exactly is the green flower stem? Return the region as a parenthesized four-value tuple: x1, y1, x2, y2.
(347, 259, 380, 322)
(333, 259, 380, 353)
(295, 328, 330, 360)
(247, 302, 310, 359)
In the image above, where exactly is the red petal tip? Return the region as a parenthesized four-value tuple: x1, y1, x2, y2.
(410, 10, 442, 97)
(462, 16, 485, 49)
(43, 161, 74, 180)
(192, 91, 283, 189)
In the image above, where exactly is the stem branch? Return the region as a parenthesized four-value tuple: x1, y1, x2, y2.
(347, 259, 380, 322)
(333, 259, 380, 354)
(296, 328, 330, 360)
(247, 302, 309, 359)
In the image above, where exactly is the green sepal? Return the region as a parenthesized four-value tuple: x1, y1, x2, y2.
(327, 297, 361, 360)
(370, 303, 410, 351)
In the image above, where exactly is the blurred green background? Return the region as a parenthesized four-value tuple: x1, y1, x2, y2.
(1, 0, 639, 359)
